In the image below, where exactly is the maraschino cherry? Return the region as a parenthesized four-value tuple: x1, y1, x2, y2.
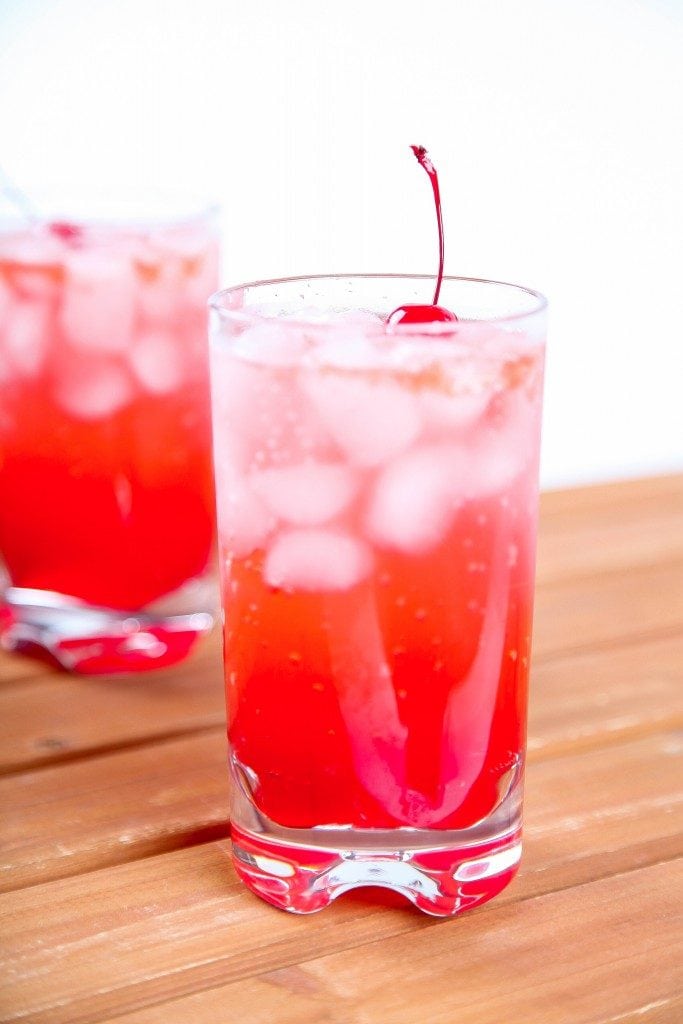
(48, 221, 83, 243)
(386, 145, 458, 328)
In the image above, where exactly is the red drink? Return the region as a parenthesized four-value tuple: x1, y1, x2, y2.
(210, 274, 546, 914)
(0, 206, 218, 671)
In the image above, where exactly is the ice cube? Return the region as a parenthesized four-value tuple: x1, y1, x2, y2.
(7, 264, 61, 303)
(183, 243, 219, 305)
(61, 251, 136, 353)
(419, 385, 490, 435)
(0, 275, 11, 320)
(264, 528, 372, 592)
(312, 332, 386, 370)
(0, 278, 14, 385)
(130, 329, 184, 394)
(209, 349, 260, 431)
(210, 350, 329, 466)
(250, 461, 357, 526)
(217, 477, 275, 559)
(468, 441, 520, 496)
(138, 273, 176, 323)
(233, 322, 308, 366)
(458, 387, 537, 498)
(4, 302, 50, 377)
(0, 234, 63, 273)
(135, 246, 184, 322)
(301, 372, 421, 466)
(211, 420, 251, 478)
(366, 444, 464, 554)
(463, 426, 527, 498)
(55, 358, 133, 420)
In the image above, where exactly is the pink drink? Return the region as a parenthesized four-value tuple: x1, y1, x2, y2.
(0, 205, 218, 672)
(210, 275, 546, 915)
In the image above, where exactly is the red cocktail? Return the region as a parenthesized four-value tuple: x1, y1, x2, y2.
(0, 202, 218, 672)
(210, 274, 546, 915)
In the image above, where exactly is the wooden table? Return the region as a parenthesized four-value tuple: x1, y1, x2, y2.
(1, 475, 682, 1024)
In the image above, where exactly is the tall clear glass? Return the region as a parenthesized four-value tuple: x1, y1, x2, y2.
(209, 275, 546, 916)
(0, 196, 219, 673)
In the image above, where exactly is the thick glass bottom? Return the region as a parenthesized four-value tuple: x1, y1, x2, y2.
(228, 752, 524, 916)
(0, 577, 216, 674)
(231, 823, 522, 917)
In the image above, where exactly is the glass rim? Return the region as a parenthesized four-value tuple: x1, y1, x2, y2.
(209, 273, 548, 331)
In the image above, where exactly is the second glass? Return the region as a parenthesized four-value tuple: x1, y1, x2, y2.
(0, 198, 219, 672)
(210, 275, 546, 916)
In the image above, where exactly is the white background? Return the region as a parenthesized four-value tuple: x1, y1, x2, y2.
(1, 0, 682, 489)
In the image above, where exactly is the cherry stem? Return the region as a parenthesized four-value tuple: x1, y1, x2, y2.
(410, 145, 445, 306)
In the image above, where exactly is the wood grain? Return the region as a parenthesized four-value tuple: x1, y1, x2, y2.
(0, 635, 224, 774)
(0, 474, 681, 1024)
(2, 855, 679, 1024)
(2, 553, 681, 777)
(538, 473, 683, 519)
(1, 728, 680, 1022)
(1, 712, 681, 897)
(532, 560, 683, 660)
(0, 730, 229, 893)
(528, 633, 683, 759)
(537, 474, 683, 584)
(104, 860, 683, 1024)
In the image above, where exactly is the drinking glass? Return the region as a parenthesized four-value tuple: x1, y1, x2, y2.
(209, 274, 546, 915)
(0, 195, 219, 672)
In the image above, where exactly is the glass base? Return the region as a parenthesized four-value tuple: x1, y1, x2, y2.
(230, 823, 522, 917)
(0, 580, 216, 674)
(228, 753, 524, 916)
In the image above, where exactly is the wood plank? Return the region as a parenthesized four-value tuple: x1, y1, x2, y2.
(1, 476, 681, 775)
(522, 731, 683, 891)
(1, 697, 681, 897)
(539, 473, 683, 517)
(536, 482, 683, 584)
(1, 476, 679, 1024)
(1, 724, 680, 1022)
(286, 861, 683, 1024)
(3, 559, 682, 776)
(0, 844, 430, 1024)
(133, 860, 683, 1024)
(108, 988, 683, 1024)
(528, 633, 683, 759)
(1, 628, 680, 895)
(1, 852, 679, 1024)
(0, 634, 224, 774)
(0, 651, 53, 685)
(104, 863, 683, 1024)
(0, 621, 222, 688)
(0, 731, 229, 893)
(532, 560, 683, 659)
